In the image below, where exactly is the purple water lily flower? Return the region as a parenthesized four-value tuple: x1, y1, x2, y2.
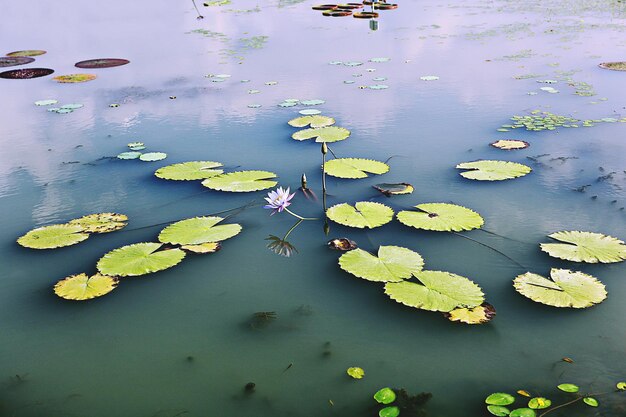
(264, 187, 296, 215)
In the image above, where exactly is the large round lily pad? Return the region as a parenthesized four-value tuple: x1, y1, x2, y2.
(327, 201, 393, 228)
(486, 393, 515, 406)
(0, 56, 35, 68)
(68, 213, 128, 233)
(6, 50, 46, 57)
(324, 158, 389, 179)
(397, 203, 484, 232)
(339, 245, 424, 282)
(53, 74, 97, 83)
(385, 270, 485, 312)
(540, 231, 626, 263)
(97, 242, 186, 277)
(158, 216, 241, 245)
(17, 224, 89, 249)
(456, 160, 532, 181)
(288, 115, 335, 128)
(513, 268, 607, 308)
(75, 58, 130, 69)
(0, 68, 54, 79)
(292, 126, 350, 143)
(155, 161, 224, 181)
(201, 170, 277, 192)
(54, 273, 119, 300)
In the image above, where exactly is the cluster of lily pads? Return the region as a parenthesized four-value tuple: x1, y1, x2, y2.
(34, 99, 84, 114)
(117, 142, 168, 162)
(498, 110, 626, 132)
(312, 2, 398, 18)
(484, 381, 626, 417)
(329, 57, 392, 89)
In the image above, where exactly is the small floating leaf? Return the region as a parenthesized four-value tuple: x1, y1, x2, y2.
(327, 238, 357, 251)
(327, 202, 393, 229)
(517, 390, 531, 397)
(528, 397, 551, 409)
(540, 231, 626, 263)
(374, 387, 396, 404)
(487, 405, 510, 416)
(301, 99, 325, 106)
(292, 126, 350, 143)
(397, 203, 484, 232)
(54, 273, 118, 301)
(491, 140, 529, 150)
(379, 406, 400, 417)
(181, 242, 221, 254)
(420, 75, 439, 81)
(140, 152, 167, 162)
(53, 74, 97, 83)
(68, 213, 128, 233)
(6, 50, 46, 57)
(385, 271, 485, 312)
(299, 109, 322, 115)
(117, 151, 142, 160)
(324, 158, 389, 179)
(444, 302, 496, 324)
(17, 224, 89, 249)
(97, 242, 186, 277)
(456, 160, 532, 181)
(34, 99, 58, 106)
(616, 382, 626, 390)
(373, 183, 413, 196)
(557, 383, 579, 393)
(0, 68, 54, 79)
(201, 170, 277, 192)
(346, 367, 364, 379)
(60, 103, 83, 110)
(155, 161, 224, 181)
(486, 393, 515, 406)
(288, 115, 335, 128)
(598, 62, 626, 71)
(514, 269, 606, 308)
(74, 58, 129, 68)
(339, 245, 424, 282)
(158, 216, 241, 245)
(583, 397, 598, 407)
(509, 408, 535, 417)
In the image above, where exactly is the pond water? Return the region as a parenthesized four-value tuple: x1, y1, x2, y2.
(1, 0, 626, 416)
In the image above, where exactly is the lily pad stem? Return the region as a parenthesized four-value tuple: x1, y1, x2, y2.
(538, 396, 583, 417)
(451, 232, 527, 269)
(191, 0, 204, 18)
(284, 208, 317, 221)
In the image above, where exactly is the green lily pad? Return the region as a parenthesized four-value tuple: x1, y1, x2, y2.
(301, 99, 325, 106)
(456, 160, 532, 181)
(491, 140, 530, 150)
(557, 383, 579, 393)
(486, 393, 515, 406)
(201, 170, 277, 192)
(540, 231, 626, 263)
(117, 151, 142, 160)
(53, 74, 96, 83)
(509, 408, 535, 417)
(68, 213, 128, 233)
(158, 216, 241, 245)
(327, 202, 393, 229)
(385, 271, 485, 312)
(583, 397, 598, 407)
(97, 242, 186, 277)
(616, 382, 626, 390)
(379, 406, 400, 417)
(17, 224, 89, 249)
(299, 109, 322, 115)
(288, 115, 335, 128)
(528, 397, 551, 409)
(139, 152, 167, 162)
(374, 388, 396, 404)
(35, 99, 58, 106)
(373, 183, 414, 196)
(54, 273, 119, 301)
(292, 126, 350, 143)
(514, 269, 607, 308)
(61, 104, 83, 110)
(155, 161, 224, 181)
(324, 158, 389, 179)
(346, 367, 364, 379)
(397, 203, 484, 232)
(444, 302, 496, 324)
(6, 50, 46, 57)
(487, 405, 511, 416)
(338, 245, 424, 282)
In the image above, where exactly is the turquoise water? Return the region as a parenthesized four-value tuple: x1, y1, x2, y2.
(1, 1, 626, 416)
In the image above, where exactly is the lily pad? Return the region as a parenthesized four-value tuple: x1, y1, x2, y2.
(327, 201, 393, 228)
(0, 56, 35, 67)
(456, 160, 532, 181)
(201, 170, 277, 192)
(374, 387, 396, 404)
(373, 183, 414, 196)
(385, 271, 485, 312)
(68, 213, 128, 233)
(617, 382, 626, 391)
(420, 75, 439, 81)
(139, 152, 167, 162)
(397, 203, 484, 232)
(17, 224, 89, 249)
(158, 216, 241, 245)
(324, 158, 389, 179)
(444, 302, 496, 324)
(288, 115, 335, 128)
(379, 406, 400, 417)
(528, 398, 551, 409)
(486, 393, 516, 406)
(0, 68, 54, 79)
(557, 383, 579, 393)
(97, 242, 186, 277)
(117, 151, 142, 160)
(583, 397, 598, 407)
(155, 161, 224, 181)
(60, 103, 83, 110)
(53, 74, 97, 83)
(6, 50, 46, 57)
(54, 273, 119, 301)
(292, 126, 350, 143)
(181, 242, 221, 254)
(487, 405, 511, 416)
(34, 99, 58, 106)
(299, 109, 322, 115)
(513, 269, 607, 308)
(301, 99, 325, 106)
(510, 408, 535, 417)
(540, 231, 626, 263)
(346, 367, 364, 379)
(75, 58, 130, 69)
(598, 62, 626, 71)
(491, 140, 529, 150)
(338, 245, 424, 282)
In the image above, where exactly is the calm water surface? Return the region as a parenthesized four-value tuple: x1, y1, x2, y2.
(1, 1, 626, 416)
